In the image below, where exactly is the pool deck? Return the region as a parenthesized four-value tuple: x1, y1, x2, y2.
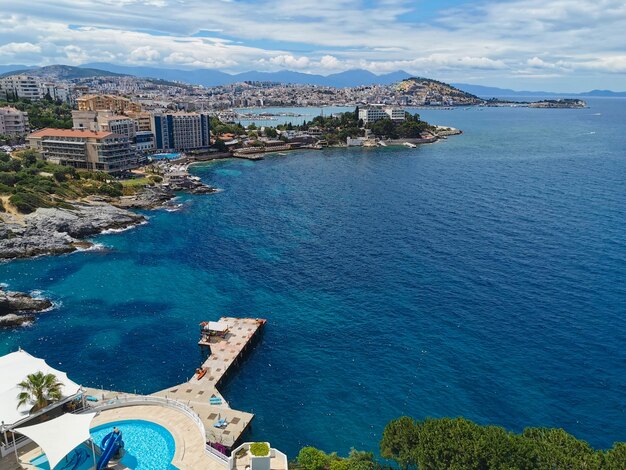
(92, 406, 222, 470)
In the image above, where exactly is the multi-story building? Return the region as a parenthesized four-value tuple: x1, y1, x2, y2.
(0, 75, 43, 101)
(135, 131, 155, 152)
(76, 94, 142, 114)
(0, 107, 29, 135)
(358, 106, 406, 124)
(384, 107, 406, 122)
(27, 128, 139, 173)
(96, 115, 136, 141)
(42, 83, 71, 103)
(152, 113, 210, 151)
(358, 107, 387, 124)
(125, 111, 153, 132)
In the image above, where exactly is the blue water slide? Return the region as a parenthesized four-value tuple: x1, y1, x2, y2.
(96, 431, 123, 470)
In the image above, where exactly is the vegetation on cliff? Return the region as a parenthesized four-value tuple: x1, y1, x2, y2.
(0, 150, 124, 214)
(294, 416, 626, 470)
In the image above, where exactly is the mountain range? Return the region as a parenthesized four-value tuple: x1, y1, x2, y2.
(1, 63, 625, 97)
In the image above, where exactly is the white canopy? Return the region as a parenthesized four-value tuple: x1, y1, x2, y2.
(0, 350, 82, 426)
(15, 412, 96, 469)
(204, 321, 229, 332)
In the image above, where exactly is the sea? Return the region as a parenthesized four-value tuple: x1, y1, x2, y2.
(1, 99, 625, 457)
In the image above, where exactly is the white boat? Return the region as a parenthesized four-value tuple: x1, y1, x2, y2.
(403, 142, 417, 148)
(377, 141, 388, 147)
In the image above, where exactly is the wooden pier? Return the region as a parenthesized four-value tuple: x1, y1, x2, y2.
(153, 317, 266, 449)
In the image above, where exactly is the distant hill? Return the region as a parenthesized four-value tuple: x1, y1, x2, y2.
(452, 83, 626, 98)
(81, 62, 412, 87)
(1, 63, 624, 96)
(397, 77, 483, 105)
(1, 64, 125, 79)
(0, 64, 34, 75)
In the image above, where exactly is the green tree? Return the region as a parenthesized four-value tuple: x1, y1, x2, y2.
(297, 447, 330, 470)
(17, 371, 63, 412)
(603, 442, 626, 469)
(380, 416, 420, 470)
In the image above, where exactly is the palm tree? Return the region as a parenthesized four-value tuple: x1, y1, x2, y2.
(17, 371, 63, 412)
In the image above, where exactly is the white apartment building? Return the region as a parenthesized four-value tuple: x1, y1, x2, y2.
(358, 106, 406, 124)
(0, 75, 44, 101)
(42, 83, 71, 103)
(0, 107, 29, 135)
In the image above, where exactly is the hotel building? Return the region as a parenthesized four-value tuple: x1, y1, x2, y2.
(152, 113, 210, 151)
(358, 106, 406, 124)
(27, 128, 139, 173)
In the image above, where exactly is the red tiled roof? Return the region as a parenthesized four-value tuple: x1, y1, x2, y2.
(28, 128, 114, 139)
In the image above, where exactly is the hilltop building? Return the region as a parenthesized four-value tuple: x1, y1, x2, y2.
(358, 106, 406, 124)
(0, 107, 29, 135)
(0, 75, 44, 101)
(27, 128, 139, 173)
(76, 94, 142, 114)
(152, 112, 210, 151)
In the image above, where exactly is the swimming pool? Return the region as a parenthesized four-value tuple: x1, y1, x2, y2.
(91, 420, 177, 470)
(150, 153, 182, 160)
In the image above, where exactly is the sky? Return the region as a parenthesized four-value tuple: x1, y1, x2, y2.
(0, 0, 625, 91)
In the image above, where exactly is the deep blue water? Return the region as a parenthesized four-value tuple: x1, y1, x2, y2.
(1, 99, 625, 457)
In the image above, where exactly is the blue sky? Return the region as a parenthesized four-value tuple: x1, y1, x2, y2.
(0, 0, 625, 91)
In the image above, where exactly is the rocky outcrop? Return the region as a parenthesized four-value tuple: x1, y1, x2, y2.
(114, 186, 175, 210)
(0, 201, 145, 260)
(0, 289, 53, 327)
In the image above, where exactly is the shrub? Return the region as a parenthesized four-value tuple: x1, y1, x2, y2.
(9, 191, 49, 214)
(97, 182, 123, 197)
(250, 442, 270, 457)
(0, 172, 17, 187)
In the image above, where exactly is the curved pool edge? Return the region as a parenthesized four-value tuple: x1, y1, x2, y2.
(91, 405, 213, 470)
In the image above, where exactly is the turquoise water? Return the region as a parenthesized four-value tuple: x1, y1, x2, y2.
(30, 445, 94, 470)
(1, 99, 625, 458)
(91, 420, 176, 469)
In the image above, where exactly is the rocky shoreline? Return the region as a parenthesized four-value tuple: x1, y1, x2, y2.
(0, 164, 216, 261)
(0, 201, 146, 260)
(0, 288, 53, 327)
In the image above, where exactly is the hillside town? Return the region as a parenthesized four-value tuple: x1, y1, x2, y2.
(0, 70, 586, 174)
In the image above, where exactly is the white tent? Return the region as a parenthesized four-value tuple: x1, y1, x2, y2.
(0, 350, 82, 427)
(15, 412, 97, 469)
(204, 321, 229, 332)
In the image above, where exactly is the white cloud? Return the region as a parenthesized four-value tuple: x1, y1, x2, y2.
(129, 46, 160, 62)
(0, 41, 41, 55)
(319, 55, 341, 70)
(268, 55, 310, 69)
(0, 0, 624, 88)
